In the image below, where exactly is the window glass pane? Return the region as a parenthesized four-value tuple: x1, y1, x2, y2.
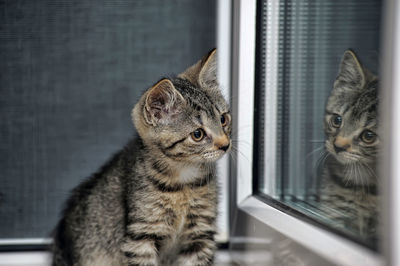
(256, 0, 382, 248)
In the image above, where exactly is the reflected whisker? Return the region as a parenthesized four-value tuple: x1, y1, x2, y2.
(313, 150, 330, 174)
(361, 162, 378, 195)
(344, 163, 353, 186)
(358, 163, 368, 194)
(308, 140, 326, 143)
(353, 163, 366, 193)
(362, 162, 377, 180)
(306, 145, 325, 158)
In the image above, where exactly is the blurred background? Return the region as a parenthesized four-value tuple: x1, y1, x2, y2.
(0, 0, 216, 239)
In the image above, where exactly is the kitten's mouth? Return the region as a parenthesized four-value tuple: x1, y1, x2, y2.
(202, 150, 226, 161)
(325, 141, 362, 164)
(334, 152, 360, 164)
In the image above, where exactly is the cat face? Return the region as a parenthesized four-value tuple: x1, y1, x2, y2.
(324, 50, 379, 168)
(132, 49, 231, 164)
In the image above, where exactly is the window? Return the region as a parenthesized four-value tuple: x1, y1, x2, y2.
(254, 0, 382, 249)
(228, 0, 400, 265)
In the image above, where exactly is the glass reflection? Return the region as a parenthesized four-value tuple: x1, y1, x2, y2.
(315, 50, 379, 240)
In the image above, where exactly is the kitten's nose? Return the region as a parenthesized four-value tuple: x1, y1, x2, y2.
(334, 144, 348, 153)
(219, 143, 230, 152)
(334, 136, 351, 153)
(215, 135, 230, 152)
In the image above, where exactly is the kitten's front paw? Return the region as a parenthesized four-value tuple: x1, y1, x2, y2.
(175, 242, 215, 266)
(121, 238, 159, 266)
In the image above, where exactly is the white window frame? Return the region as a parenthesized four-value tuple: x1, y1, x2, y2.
(228, 0, 399, 265)
(215, 0, 232, 243)
(380, 0, 400, 265)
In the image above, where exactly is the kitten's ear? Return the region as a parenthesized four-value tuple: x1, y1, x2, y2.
(198, 49, 218, 89)
(144, 79, 185, 126)
(178, 48, 218, 89)
(335, 50, 367, 88)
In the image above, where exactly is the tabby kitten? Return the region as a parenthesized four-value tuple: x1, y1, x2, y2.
(52, 49, 231, 266)
(319, 49, 379, 238)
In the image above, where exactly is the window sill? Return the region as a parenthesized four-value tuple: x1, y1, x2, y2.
(0, 252, 51, 266)
(0, 250, 237, 266)
(237, 196, 383, 266)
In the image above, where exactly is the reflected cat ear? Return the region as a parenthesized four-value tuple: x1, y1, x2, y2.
(335, 49, 367, 88)
(144, 79, 185, 126)
(178, 48, 218, 90)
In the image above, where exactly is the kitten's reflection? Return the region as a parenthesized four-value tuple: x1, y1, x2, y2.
(317, 50, 379, 240)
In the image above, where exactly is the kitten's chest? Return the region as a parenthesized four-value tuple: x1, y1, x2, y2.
(163, 167, 215, 222)
(177, 166, 201, 184)
(164, 185, 214, 229)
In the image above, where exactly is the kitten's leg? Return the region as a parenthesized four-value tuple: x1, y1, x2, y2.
(177, 213, 217, 266)
(121, 232, 161, 266)
(177, 231, 216, 266)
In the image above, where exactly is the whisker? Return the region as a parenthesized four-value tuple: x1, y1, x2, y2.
(308, 140, 326, 143)
(355, 165, 360, 187)
(361, 162, 378, 195)
(354, 163, 361, 192)
(306, 145, 325, 159)
(320, 152, 330, 168)
(229, 152, 236, 163)
(357, 163, 368, 194)
(362, 162, 377, 180)
(344, 163, 352, 186)
(313, 150, 329, 174)
(230, 139, 252, 148)
(230, 146, 250, 163)
(230, 125, 253, 137)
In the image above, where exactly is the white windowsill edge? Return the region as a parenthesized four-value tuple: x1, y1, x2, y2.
(238, 196, 384, 266)
(0, 252, 51, 266)
(0, 238, 52, 246)
(0, 239, 52, 266)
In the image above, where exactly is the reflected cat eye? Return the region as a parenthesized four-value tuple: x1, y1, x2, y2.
(360, 130, 377, 144)
(331, 114, 342, 128)
(221, 113, 229, 127)
(191, 128, 205, 142)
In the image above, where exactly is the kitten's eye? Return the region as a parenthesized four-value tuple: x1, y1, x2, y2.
(331, 114, 342, 128)
(360, 130, 377, 144)
(221, 114, 229, 127)
(191, 128, 205, 142)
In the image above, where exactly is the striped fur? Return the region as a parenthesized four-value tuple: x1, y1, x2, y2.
(318, 50, 378, 238)
(52, 49, 231, 266)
